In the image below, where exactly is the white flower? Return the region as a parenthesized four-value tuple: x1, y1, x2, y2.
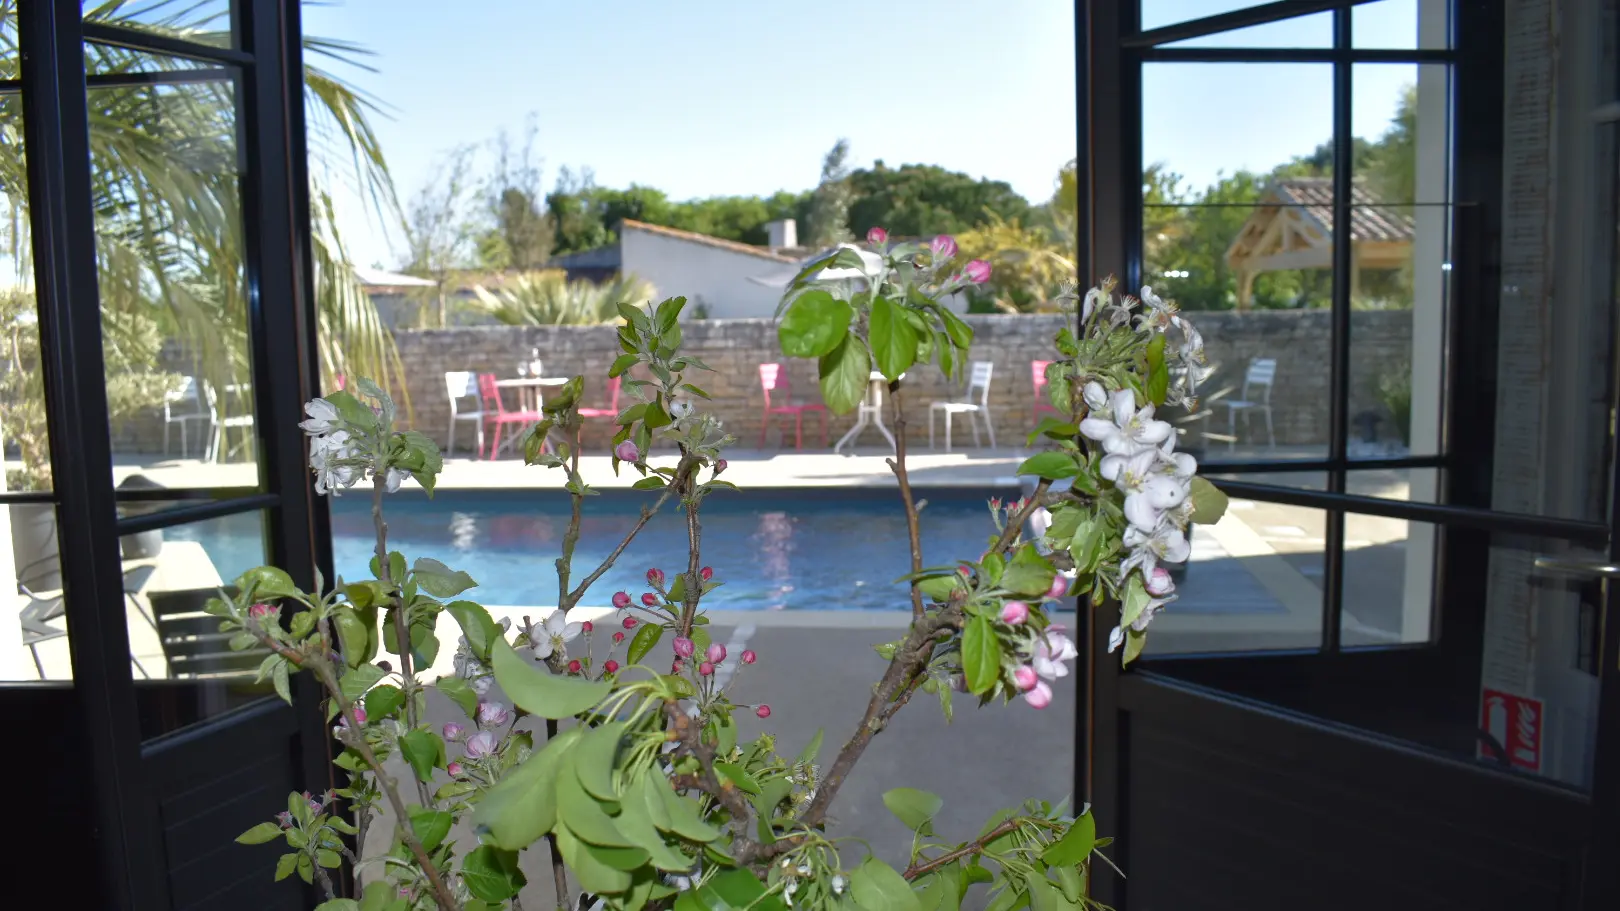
(1080, 389, 1172, 455)
(1107, 625, 1125, 654)
(1107, 449, 1188, 532)
(1082, 286, 1109, 322)
(531, 609, 583, 660)
(299, 398, 341, 435)
(1032, 629, 1079, 681)
(385, 467, 410, 493)
(831, 875, 847, 895)
(1082, 380, 1109, 414)
(1130, 595, 1173, 632)
(667, 875, 694, 892)
(670, 401, 693, 421)
(1156, 433, 1198, 481)
(784, 883, 798, 907)
(470, 675, 494, 695)
(1121, 523, 1192, 578)
(1137, 285, 1179, 330)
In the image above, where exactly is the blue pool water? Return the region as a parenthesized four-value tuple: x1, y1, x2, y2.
(176, 488, 1018, 611)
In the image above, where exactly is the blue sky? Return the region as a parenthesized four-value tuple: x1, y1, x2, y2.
(301, 0, 1425, 269)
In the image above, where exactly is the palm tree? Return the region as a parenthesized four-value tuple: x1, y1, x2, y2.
(469, 270, 656, 326)
(0, 0, 404, 425)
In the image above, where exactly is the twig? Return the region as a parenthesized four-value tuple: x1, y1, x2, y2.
(313, 861, 337, 900)
(675, 454, 705, 639)
(877, 671, 929, 725)
(902, 818, 1022, 880)
(373, 473, 433, 809)
(885, 382, 926, 620)
(543, 718, 571, 910)
(565, 478, 682, 608)
(556, 423, 585, 609)
(990, 479, 1053, 557)
(664, 702, 761, 860)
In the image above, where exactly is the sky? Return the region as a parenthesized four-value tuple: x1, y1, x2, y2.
(299, 0, 1428, 270)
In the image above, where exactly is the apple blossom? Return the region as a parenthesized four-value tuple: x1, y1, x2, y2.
(612, 591, 631, 609)
(756, 705, 772, 719)
(1013, 665, 1039, 692)
(298, 398, 341, 434)
(1046, 574, 1071, 601)
(713, 458, 727, 475)
(866, 226, 888, 245)
(1024, 681, 1053, 709)
(706, 643, 727, 664)
(700, 566, 713, 581)
(698, 661, 715, 676)
(1146, 566, 1175, 597)
(1000, 601, 1030, 625)
(581, 620, 594, 633)
(623, 616, 638, 629)
(930, 234, 958, 259)
(463, 731, 498, 758)
(1083, 388, 1173, 457)
(612, 631, 625, 643)
(647, 568, 665, 586)
(446, 761, 464, 777)
(568, 659, 582, 673)
(741, 649, 757, 665)
(673, 637, 696, 658)
(963, 259, 992, 284)
(477, 701, 510, 727)
(641, 593, 659, 607)
(441, 722, 464, 741)
(615, 441, 640, 462)
(531, 610, 583, 661)
(603, 660, 620, 674)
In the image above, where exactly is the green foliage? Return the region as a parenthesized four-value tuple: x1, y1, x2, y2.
(469, 269, 656, 326)
(847, 161, 1034, 238)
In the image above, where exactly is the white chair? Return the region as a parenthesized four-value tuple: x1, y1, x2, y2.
(1220, 357, 1277, 451)
(445, 371, 487, 456)
(205, 381, 255, 463)
(929, 361, 996, 451)
(162, 376, 211, 459)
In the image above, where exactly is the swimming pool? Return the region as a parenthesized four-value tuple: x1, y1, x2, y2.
(176, 487, 1019, 611)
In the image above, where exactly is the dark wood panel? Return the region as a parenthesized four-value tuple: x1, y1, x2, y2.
(1111, 672, 1587, 911)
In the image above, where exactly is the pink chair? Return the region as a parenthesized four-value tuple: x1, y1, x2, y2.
(759, 363, 828, 450)
(477, 373, 542, 460)
(578, 376, 622, 421)
(1032, 360, 1061, 423)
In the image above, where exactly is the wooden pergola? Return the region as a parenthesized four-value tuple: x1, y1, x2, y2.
(1224, 177, 1415, 310)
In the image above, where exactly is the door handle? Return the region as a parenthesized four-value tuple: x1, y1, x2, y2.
(1532, 554, 1620, 578)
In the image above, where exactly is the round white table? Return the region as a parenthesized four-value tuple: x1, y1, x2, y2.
(494, 376, 569, 413)
(834, 371, 902, 455)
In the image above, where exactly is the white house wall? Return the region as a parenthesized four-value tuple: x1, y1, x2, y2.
(620, 228, 788, 319)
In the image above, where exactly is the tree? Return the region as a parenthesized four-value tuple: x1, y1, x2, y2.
(804, 138, 854, 246)
(478, 118, 552, 271)
(400, 145, 478, 328)
(546, 166, 612, 256)
(847, 161, 1034, 238)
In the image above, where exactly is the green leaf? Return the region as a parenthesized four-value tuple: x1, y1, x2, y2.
(678, 868, 783, 911)
(296, 852, 313, 884)
(411, 557, 476, 599)
(236, 822, 282, 845)
(817, 334, 870, 415)
(359, 881, 408, 911)
(1001, 546, 1057, 598)
(918, 574, 962, 602)
(649, 771, 721, 842)
(1054, 863, 1084, 903)
(797, 729, 824, 766)
(850, 857, 922, 911)
(1042, 811, 1097, 867)
(399, 729, 444, 782)
(1187, 476, 1228, 525)
(491, 630, 611, 719)
(627, 622, 663, 666)
(882, 787, 944, 832)
(557, 772, 634, 848)
(616, 800, 699, 872)
(869, 296, 919, 381)
(446, 600, 500, 662)
(555, 825, 633, 896)
(962, 615, 999, 696)
(317, 848, 343, 869)
(1145, 332, 1169, 406)
(1026, 875, 1063, 911)
(1122, 627, 1147, 666)
(408, 806, 453, 852)
(1026, 417, 1080, 446)
(339, 663, 386, 707)
(610, 353, 641, 378)
(632, 476, 667, 490)
(364, 684, 405, 721)
(713, 761, 761, 795)
(314, 900, 360, 911)
(436, 676, 479, 719)
(572, 722, 625, 801)
(233, 565, 303, 601)
(272, 659, 292, 705)
(273, 852, 297, 882)
(778, 289, 854, 358)
(472, 727, 579, 849)
(938, 306, 974, 351)
(461, 844, 528, 902)
(1016, 451, 1080, 480)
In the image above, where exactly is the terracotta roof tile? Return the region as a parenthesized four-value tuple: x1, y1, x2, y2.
(619, 219, 800, 263)
(1269, 177, 1416, 243)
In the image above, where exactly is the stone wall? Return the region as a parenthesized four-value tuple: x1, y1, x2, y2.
(383, 310, 1414, 455)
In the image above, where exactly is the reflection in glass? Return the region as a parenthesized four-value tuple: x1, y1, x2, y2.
(1159, 12, 1330, 48)
(87, 58, 260, 490)
(3, 504, 66, 681)
(1353, 0, 1451, 50)
(1340, 515, 1433, 647)
(83, 0, 235, 49)
(1140, 1, 1286, 32)
(1142, 499, 1324, 655)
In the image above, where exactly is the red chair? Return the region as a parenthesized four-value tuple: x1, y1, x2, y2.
(578, 376, 621, 421)
(1032, 360, 1061, 423)
(759, 363, 828, 449)
(477, 373, 542, 460)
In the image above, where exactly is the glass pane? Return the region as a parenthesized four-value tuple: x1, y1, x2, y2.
(1340, 516, 1436, 647)
(1141, 1, 1296, 32)
(1353, 0, 1452, 50)
(83, 0, 235, 50)
(0, 118, 53, 495)
(1, 504, 67, 680)
(1159, 12, 1331, 48)
(0, 7, 16, 80)
(1141, 500, 1325, 656)
(87, 57, 261, 495)
(130, 508, 272, 740)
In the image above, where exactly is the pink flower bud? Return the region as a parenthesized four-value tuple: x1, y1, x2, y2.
(603, 660, 620, 674)
(276, 811, 293, 828)
(477, 701, 510, 727)
(615, 440, 640, 462)
(581, 620, 594, 633)
(641, 592, 659, 607)
(866, 226, 888, 245)
(706, 643, 727, 664)
(623, 616, 638, 630)
(964, 259, 992, 284)
(647, 568, 665, 586)
(248, 602, 273, 619)
(568, 659, 582, 673)
(442, 722, 464, 741)
(1013, 665, 1039, 692)
(714, 459, 728, 475)
(756, 705, 772, 719)
(1024, 681, 1053, 710)
(673, 637, 696, 658)
(698, 661, 715, 676)
(464, 730, 498, 758)
(700, 566, 713, 581)
(671, 659, 685, 674)
(1046, 575, 1070, 601)
(612, 631, 625, 643)
(1146, 567, 1175, 597)
(741, 649, 757, 665)
(957, 566, 971, 576)
(446, 761, 464, 777)
(350, 705, 367, 724)
(612, 591, 632, 609)
(930, 235, 958, 259)
(1000, 601, 1030, 625)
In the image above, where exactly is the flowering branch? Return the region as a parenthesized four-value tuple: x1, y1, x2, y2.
(885, 383, 927, 620)
(902, 818, 1023, 880)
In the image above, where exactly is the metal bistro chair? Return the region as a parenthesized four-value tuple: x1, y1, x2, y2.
(929, 360, 997, 451)
(443, 371, 488, 456)
(1220, 357, 1277, 451)
(205, 381, 256, 463)
(757, 363, 829, 450)
(1031, 360, 1061, 424)
(476, 372, 543, 461)
(162, 376, 212, 459)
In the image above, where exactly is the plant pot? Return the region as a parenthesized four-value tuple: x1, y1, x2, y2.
(10, 503, 61, 591)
